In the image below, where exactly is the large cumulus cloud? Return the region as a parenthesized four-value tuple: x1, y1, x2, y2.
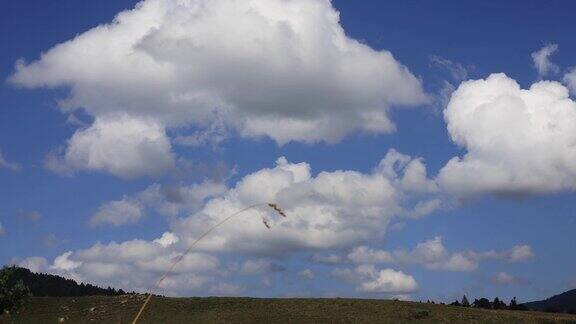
(28, 151, 439, 295)
(9, 0, 427, 177)
(171, 150, 438, 255)
(88, 149, 438, 253)
(438, 73, 576, 196)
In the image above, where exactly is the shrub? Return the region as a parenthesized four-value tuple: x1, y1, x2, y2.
(461, 295, 470, 307)
(544, 306, 560, 313)
(0, 266, 31, 313)
(413, 310, 430, 319)
(473, 298, 492, 309)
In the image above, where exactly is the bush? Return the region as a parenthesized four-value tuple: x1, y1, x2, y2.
(413, 310, 430, 319)
(0, 266, 31, 314)
(509, 297, 528, 311)
(544, 306, 560, 313)
(473, 298, 492, 309)
(461, 295, 470, 307)
(492, 297, 507, 310)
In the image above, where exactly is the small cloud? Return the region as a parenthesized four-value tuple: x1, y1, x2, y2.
(493, 272, 528, 285)
(356, 265, 418, 294)
(209, 282, 243, 296)
(429, 55, 470, 81)
(348, 246, 394, 264)
(330, 268, 357, 283)
(0, 150, 21, 172)
(429, 56, 474, 111)
(388, 222, 405, 233)
(312, 253, 342, 264)
(89, 198, 144, 227)
(405, 199, 442, 219)
(240, 259, 285, 275)
(392, 294, 413, 301)
(347, 238, 533, 272)
(18, 210, 42, 223)
(172, 159, 232, 183)
(65, 113, 87, 127)
(41, 233, 62, 248)
(90, 180, 226, 227)
(332, 265, 419, 294)
(0, 221, 5, 236)
(153, 232, 180, 248)
(173, 113, 229, 149)
(531, 43, 559, 77)
(298, 269, 315, 280)
(505, 245, 535, 262)
(17, 257, 48, 273)
(49, 251, 82, 271)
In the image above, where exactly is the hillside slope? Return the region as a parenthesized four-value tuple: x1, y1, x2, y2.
(524, 289, 576, 313)
(2, 296, 576, 324)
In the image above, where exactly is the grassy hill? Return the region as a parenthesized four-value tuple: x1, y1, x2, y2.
(2, 295, 576, 324)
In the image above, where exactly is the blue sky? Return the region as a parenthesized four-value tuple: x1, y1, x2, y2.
(1, 0, 576, 302)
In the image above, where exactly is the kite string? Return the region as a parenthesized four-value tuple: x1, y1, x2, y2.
(131, 203, 268, 324)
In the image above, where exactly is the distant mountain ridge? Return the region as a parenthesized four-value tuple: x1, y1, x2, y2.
(524, 289, 576, 313)
(2, 266, 127, 297)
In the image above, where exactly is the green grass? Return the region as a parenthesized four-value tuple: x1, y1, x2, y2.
(2, 295, 576, 323)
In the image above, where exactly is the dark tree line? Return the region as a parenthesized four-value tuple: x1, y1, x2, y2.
(1, 265, 134, 313)
(0, 266, 130, 306)
(448, 295, 528, 311)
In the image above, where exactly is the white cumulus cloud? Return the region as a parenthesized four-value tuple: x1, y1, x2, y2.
(494, 272, 516, 285)
(18, 257, 49, 273)
(356, 265, 418, 293)
(172, 150, 437, 255)
(9, 0, 427, 178)
(493, 244, 535, 263)
(38, 152, 439, 295)
(47, 236, 220, 295)
(45, 114, 175, 179)
(153, 232, 180, 248)
(89, 197, 144, 227)
(439, 73, 576, 196)
(348, 237, 534, 272)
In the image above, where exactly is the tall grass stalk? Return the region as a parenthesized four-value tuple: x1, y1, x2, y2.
(131, 203, 286, 324)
